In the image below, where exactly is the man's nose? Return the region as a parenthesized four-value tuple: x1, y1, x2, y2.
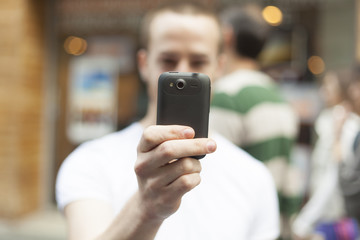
(176, 60, 192, 72)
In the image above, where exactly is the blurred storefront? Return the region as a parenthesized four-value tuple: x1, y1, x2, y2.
(0, 0, 358, 238)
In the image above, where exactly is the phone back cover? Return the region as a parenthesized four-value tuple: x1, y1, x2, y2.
(157, 72, 210, 139)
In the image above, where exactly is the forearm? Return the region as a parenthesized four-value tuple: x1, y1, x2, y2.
(96, 192, 164, 240)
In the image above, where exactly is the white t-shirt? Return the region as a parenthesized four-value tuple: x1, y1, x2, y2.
(56, 122, 279, 240)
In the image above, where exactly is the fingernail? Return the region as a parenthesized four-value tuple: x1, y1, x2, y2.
(206, 140, 217, 152)
(183, 128, 194, 138)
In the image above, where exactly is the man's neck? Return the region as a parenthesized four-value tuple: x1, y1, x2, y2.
(139, 102, 157, 128)
(224, 53, 260, 75)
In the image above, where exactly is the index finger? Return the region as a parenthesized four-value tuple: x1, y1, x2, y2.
(138, 125, 195, 153)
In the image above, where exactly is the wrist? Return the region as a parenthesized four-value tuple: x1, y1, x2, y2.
(100, 192, 164, 240)
(133, 192, 165, 225)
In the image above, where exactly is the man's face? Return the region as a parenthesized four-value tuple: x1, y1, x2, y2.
(138, 11, 222, 102)
(320, 73, 342, 107)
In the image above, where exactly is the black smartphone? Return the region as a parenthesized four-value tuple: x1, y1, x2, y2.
(156, 72, 211, 159)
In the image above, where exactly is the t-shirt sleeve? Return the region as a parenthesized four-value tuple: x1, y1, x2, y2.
(55, 142, 111, 211)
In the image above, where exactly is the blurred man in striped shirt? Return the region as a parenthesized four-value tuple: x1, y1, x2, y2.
(210, 4, 300, 239)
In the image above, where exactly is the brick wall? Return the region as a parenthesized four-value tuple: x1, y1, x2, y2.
(0, 0, 45, 218)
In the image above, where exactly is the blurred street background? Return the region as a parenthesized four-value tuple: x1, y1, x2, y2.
(0, 0, 358, 239)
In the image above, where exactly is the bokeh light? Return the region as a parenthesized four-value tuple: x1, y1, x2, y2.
(308, 56, 325, 75)
(262, 6, 283, 26)
(64, 36, 87, 56)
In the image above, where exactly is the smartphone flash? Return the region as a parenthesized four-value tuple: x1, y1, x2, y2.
(170, 83, 174, 87)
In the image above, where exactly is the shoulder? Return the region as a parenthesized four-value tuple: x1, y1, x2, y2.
(72, 122, 142, 156)
(208, 132, 275, 186)
(58, 122, 143, 175)
(56, 122, 142, 210)
(213, 69, 274, 95)
(212, 70, 287, 110)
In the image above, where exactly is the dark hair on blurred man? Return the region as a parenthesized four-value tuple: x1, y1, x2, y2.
(220, 5, 269, 59)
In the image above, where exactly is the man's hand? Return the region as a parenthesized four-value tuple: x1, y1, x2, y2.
(135, 125, 217, 221)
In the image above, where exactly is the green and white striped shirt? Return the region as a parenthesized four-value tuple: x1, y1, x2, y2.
(210, 69, 301, 216)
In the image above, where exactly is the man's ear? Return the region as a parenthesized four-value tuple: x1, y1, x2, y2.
(222, 25, 234, 49)
(137, 49, 148, 83)
(214, 52, 227, 80)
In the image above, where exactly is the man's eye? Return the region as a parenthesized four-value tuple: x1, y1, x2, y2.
(161, 59, 177, 66)
(191, 60, 208, 68)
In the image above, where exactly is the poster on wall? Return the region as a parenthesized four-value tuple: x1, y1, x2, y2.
(66, 56, 119, 144)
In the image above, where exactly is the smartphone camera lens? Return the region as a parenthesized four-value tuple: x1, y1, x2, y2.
(175, 79, 186, 90)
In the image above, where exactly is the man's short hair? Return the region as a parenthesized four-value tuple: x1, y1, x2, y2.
(138, 1, 222, 52)
(221, 5, 270, 59)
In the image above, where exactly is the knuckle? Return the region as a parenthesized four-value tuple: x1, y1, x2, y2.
(169, 126, 181, 136)
(134, 160, 147, 177)
(181, 159, 193, 173)
(179, 174, 200, 191)
(181, 176, 192, 190)
(159, 141, 175, 159)
(142, 128, 154, 146)
(194, 139, 205, 150)
(145, 125, 157, 133)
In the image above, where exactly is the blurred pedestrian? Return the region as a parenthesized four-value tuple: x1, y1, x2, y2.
(292, 69, 354, 240)
(210, 4, 300, 238)
(338, 65, 360, 227)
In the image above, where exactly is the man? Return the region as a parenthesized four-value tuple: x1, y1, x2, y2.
(209, 4, 300, 237)
(56, 2, 279, 240)
(338, 66, 360, 225)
